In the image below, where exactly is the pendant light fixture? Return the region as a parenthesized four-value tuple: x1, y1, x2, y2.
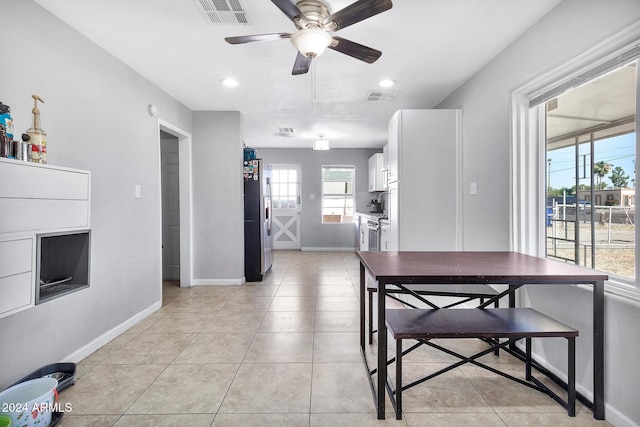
(313, 135, 330, 150)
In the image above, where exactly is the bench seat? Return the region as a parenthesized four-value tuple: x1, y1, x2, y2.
(367, 283, 499, 344)
(385, 308, 578, 420)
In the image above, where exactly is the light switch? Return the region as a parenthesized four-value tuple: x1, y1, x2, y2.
(470, 182, 477, 195)
(309, 193, 315, 200)
(134, 184, 142, 199)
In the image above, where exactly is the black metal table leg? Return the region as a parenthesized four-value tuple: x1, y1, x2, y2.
(396, 338, 402, 420)
(377, 280, 387, 419)
(593, 280, 605, 419)
(568, 336, 576, 417)
(359, 262, 365, 353)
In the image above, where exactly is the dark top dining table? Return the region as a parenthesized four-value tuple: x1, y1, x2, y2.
(357, 251, 608, 420)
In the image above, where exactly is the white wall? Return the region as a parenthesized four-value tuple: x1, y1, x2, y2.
(191, 112, 244, 283)
(256, 148, 378, 250)
(437, 1, 640, 425)
(0, 0, 193, 388)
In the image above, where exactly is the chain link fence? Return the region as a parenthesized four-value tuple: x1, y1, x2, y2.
(547, 204, 635, 277)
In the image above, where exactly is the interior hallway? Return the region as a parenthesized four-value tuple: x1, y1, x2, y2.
(57, 251, 611, 426)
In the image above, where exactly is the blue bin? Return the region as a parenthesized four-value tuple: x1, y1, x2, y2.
(546, 207, 553, 227)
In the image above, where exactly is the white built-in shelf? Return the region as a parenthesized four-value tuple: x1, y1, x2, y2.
(0, 158, 91, 318)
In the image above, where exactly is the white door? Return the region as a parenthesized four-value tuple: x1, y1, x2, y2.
(161, 135, 180, 280)
(271, 165, 301, 250)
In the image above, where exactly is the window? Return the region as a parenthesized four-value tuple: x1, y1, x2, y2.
(545, 63, 636, 280)
(321, 165, 354, 224)
(511, 29, 640, 299)
(272, 168, 299, 210)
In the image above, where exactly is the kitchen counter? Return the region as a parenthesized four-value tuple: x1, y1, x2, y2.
(355, 212, 387, 220)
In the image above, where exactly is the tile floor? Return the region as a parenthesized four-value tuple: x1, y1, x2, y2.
(57, 251, 612, 426)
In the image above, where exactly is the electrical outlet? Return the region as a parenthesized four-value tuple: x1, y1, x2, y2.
(470, 182, 477, 195)
(309, 193, 315, 200)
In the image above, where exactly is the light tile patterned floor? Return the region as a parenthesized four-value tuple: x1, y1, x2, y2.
(57, 251, 612, 426)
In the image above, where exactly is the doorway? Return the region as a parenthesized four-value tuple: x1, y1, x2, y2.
(271, 164, 301, 250)
(160, 131, 180, 280)
(158, 120, 193, 287)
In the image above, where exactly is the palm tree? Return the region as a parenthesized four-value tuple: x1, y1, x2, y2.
(593, 161, 612, 188)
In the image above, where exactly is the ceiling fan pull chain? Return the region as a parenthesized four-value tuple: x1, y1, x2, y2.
(312, 61, 317, 106)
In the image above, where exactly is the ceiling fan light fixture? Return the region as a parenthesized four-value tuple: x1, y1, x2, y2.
(291, 28, 332, 58)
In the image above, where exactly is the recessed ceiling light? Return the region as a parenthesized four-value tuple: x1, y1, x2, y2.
(379, 79, 395, 88)
(221, 78, 238, 87)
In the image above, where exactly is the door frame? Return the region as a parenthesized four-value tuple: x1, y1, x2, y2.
(158, 119, 193, 288)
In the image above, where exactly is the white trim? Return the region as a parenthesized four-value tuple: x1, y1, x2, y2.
(192, 278, 245, 286)
(63, 301, 162, 363)
(603, 405, 640, 427)
(158, 119, 193, 288)
(520, 20, 640, 106)
(454, 109, 463, 250)
(301, 247, 357, 251)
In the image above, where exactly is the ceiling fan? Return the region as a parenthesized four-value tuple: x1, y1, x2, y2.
(225, 0, 393, 75)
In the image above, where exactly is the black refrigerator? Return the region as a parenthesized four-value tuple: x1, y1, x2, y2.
(243, 159, 273, 281)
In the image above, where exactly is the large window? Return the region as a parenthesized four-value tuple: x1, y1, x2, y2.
(321, 165, 354, 224)
(511, 32, 640, 298)
(545, 63, 636, 280)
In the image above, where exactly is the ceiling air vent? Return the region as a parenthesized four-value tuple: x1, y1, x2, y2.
(366, 90, 399, 102)
(194, 0, 248, 24)
(275, 127, 295, 137)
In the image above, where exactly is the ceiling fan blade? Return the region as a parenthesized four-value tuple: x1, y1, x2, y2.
(292, 52, 312, 75)
(324, 0, 392, 31)
(225, 33, 291, 44)
(271, 0, 307, 27)
(329, 37, 382, 63)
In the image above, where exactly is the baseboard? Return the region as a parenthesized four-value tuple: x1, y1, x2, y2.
(192, 278, 244, 285)
(524, 345, 637, 426)
(604, 403, 639, 427)
(63, 300, 162, 363)
(301, 247, 357, 252)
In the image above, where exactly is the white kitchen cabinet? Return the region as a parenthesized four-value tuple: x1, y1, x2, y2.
(383, 144, 389, 185)
(0, 159, 90, 234)
(359, 215, 369, 251)
(368, 153, 386, 192)
(385, 109, 462, 251)
(0, 158, 91, 318)
(379, 220, 390, 251)
(0, 236, 35, 317)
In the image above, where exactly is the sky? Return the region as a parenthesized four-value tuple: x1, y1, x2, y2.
(548, 133, 636, 189)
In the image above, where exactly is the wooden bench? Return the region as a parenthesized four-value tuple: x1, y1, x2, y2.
(385, 308, 578, 420)
(367, 283, 500, 344)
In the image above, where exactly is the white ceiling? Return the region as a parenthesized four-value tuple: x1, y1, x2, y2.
(34, 0, 561, 149)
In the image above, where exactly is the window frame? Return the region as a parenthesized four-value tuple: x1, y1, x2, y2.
(510, 21, 640, 301)
(320, 164, 355, 224)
